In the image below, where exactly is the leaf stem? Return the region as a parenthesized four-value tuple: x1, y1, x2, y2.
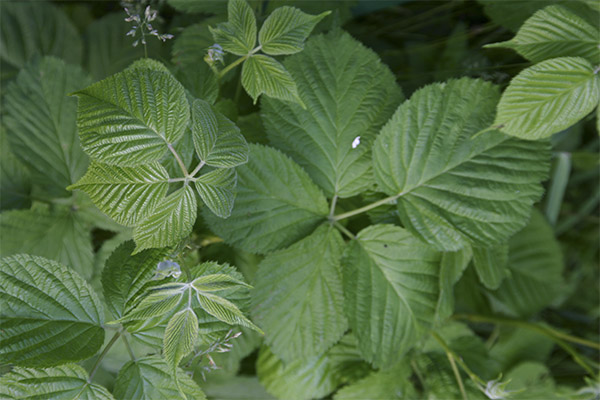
(333, 194, 400, 222)
(334, 221, 356, 240)
(168, 143, 189, 177)
(122, 333, 137, 361)
(471, 124, 503, 139)
(431, 331, 487, 387)
(88, 330, 122, 383)
(329, 195, 338, 218)
(218, 46, 262, 79)
(447, 349, 469, 400)
(190, 161, 206, 178)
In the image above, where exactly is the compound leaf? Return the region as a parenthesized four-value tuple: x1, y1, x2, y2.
(194, 168, 237, 218)
(373, 78, 549, 251)
(262, 31, 403, 198)
(258, 7, 330, 55)
(75, 65, 190, 166)
(473, 244, 509, 290)
(242, 55, 303, 105)
(342, 224, 441, 368)
(204, 144, 329, 254)
(210, 0, 257, 56)
(69, 162, 169, 227)
(495, 57, 600, 140)
(252, 225, 347, 363)
(0, 255, 104, 367)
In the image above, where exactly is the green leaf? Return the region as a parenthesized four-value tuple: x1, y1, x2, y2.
(473, 244, 509, 289)
(192, 274, 251, 292)
(0, 207, 94, 280)
(210, 0, 257, 56)
(262, 31, 403, 198)
(373, 78, 550, 251)
(477, 0, 559, 33)
(133, 185, 198, 253)
(489, 210, 565, 316)
(495, 57, 600, 140)
(0, 255, 104, 367)
(252, 225, 347, 363)
(75, 65, 190, 166)
(117, 282, 186, 324)
(114, 356, 206, 400)
(334, 362, 416, 399)
(0, 364, 114, 400)
(486, 5, 600, 64)
(242, 55, 303, 106)
(0, 128, 31, 210)
(4, 57, 91, 198)
(102, 241, 168, 319)
(257, 336, 370, 400)
(195, 168, 237, 218)
(342, 224, 441, 368)
(435, 246, 473, 322)
(164, 308, 199, 377)
(258, 7, 330, 55)
(191, 99, 249, 167)
(69, 162, 169, 227)
(196, 291, 262, 333)
(203, 144, 329, 254)
(0, 2, 82, 69)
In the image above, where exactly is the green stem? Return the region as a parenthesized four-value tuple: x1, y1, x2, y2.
(218, 46, 262, 79)
(471, 124, 502, 140)
(431, 331, 487, 387)
(88, 330, 122, 383)
(189, 161, 205, 178)
(333, 194, 399, 222)
(447, 350, 469, 400)
(168, 143, 189, 177)
(334, 221, 355, 240)
(122, 334, 137, 361)
(329, 195, 338, 218)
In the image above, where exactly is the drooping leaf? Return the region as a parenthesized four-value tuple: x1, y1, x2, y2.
(0, 207, 94, 280)
(373, 78, 550, 251)
(0, 364, 114, 400)
(210, 0, 257, 56)
(0, 255, 104, 367)
(114, 356, 206, 400)
(262, 31, 403, 198)
(191, 98, 249, 167)
(133, 185, 197, 253)
(4, 57, 91, 198)
(489, 210, 565, 317)
(342, 224, 441, 368)
(164, 308, 199, 377)
(195, 168, 237, 218)
(258, 7, 330, 55)
(257, 336, 370, 400)
(485, 5, 600, 64)
(241, 55, 303, 105)
(473, 244, 509, 289)
(252, 225, 347, 363)
(435, 245, 473, 322)
(75, 65, 190, 166)
(204, 144, 329, 254)
(69, 162, 169, 227)
(0, 127, 31, 210)
(334, 361, 417, 399)
(495, 57, 600, 140)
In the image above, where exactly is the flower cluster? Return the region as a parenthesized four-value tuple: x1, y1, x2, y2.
(124, 3, 173, 47)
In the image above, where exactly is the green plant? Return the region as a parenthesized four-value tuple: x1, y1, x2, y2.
(1, 0, 598, 399)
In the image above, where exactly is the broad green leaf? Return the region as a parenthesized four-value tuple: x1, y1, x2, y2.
(258, 7, 330, 55)
(486, 5, 600, 63)
(117, 282, 186, 325)
(495, 57, 600, 140)
(102, 241, 168, 318)
(75, 65, 190, 166)
(373, 78, 550, 251)
(196, 291, 261, 332)
(202, 376, 275, 400)
(164, 308, 199, 377)
(473, 244, 509, 289)
(114, 356, 206, 400)
(342, 224, 441, 368)
(489, 210, 565, 316)
(262, 31, 403, 198)
(0, 364, 113, 400)
(257, 336, 370, 400)
(489, 328, 554, 371)
(0, 128, 31, 210)
(242, 55, 303, 105)
(69, 162, 169, 227)
(133, 185, 197, 252)
(504, 362, 562, 399)
(334, 362, 416, 399)
(210, 0, 257, 56)
(204, 144, 329, 254)
(252, 225, 347, 363)
(192, 273, 251, 292)
(0, 255, 104, 367)
(0, 2, 82, 70)
(4, 57, 90, 198)
(191, 99, 249, 167)
(477, 0, 559, 33)
(195, 168, 237, 218)
(0, 207, 94, 280)
(435, 246, 473, 322)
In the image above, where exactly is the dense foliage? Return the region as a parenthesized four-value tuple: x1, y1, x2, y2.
(1, 0, 599, 399)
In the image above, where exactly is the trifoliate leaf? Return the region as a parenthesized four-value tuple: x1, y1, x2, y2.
(0, 364, 114, 400)
(473, 244, 509, 290)
(486, 5, 600, 64)
(373, 78, 549, 251)
(0, 255, 104, 367)
(495, 57, 600, 140)
(3, 57, 90, 198)
(69, 162, 169, 227)
(210, 0, 257, 56)
(164, 308, 199, 378)
(75, 65, 190, 166)
(262, 31, 403, 198)
(203, 144, 329, 254)
(133, 185, 197, 252)
(342, 224, 441, 368)
(258, 7, 330, 55)
(242, 55, 303, 106)
(252, 225, 347, 363)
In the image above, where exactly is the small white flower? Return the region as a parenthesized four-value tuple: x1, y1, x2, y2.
(352, 136, 361, 149)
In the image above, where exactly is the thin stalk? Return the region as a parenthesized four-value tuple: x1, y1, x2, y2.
(168, 143, 189, 177)
(122, 334, 137, 361)
(169, 177, 188, 183)
(218, 46, 262, 79)
(447, 351, 469, 400)
(334, 221, 356, 240)
(190, 161, 206, 178)
(329, 195, 338, 218)
(333, 194, 399, 222)
(471, 124, 502, 140)
(432, 331, 487, 387)
(88, 330, 122, 383)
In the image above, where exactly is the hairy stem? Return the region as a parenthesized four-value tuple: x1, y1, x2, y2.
(168, 143, 189, 177)
(88, 330, 122, 383)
